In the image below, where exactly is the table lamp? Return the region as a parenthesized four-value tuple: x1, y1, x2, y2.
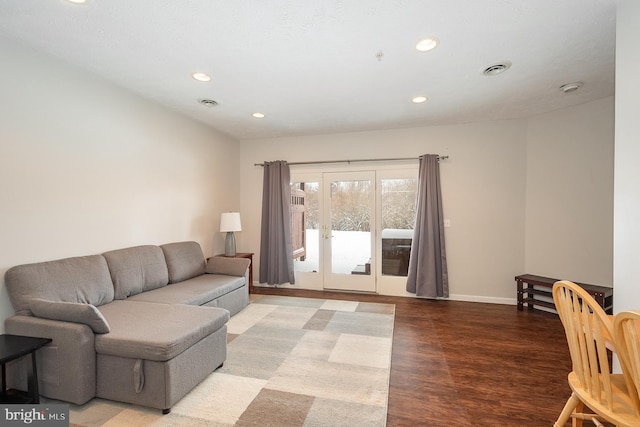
(220, 212, 242, 256)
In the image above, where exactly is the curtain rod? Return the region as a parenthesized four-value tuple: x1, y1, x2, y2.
(254, 155, 449, 167)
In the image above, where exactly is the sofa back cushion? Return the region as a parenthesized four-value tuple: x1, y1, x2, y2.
(102, 245, 169, 300)
(5, 255, 115, 315)
(160, 241, 206, 283)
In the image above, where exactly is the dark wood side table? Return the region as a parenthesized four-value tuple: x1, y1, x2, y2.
(0, 334, 52, 404)
(216, 252, 254, 293)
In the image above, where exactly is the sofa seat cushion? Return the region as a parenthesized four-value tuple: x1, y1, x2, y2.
(126, 274, 245, 306)
(95, 301, 229, 361)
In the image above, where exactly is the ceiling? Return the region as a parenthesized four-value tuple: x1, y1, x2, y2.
(0, 0, 617, 140)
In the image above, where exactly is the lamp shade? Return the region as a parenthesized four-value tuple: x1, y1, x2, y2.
(220, 212, 242, 232)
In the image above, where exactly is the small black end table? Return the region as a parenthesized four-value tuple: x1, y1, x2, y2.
(0, 334, 52, 404)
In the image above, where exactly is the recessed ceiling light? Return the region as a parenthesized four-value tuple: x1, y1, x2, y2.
(416, 37, 439, 52)
(412, 96, 428, 104)
(252, 113, 265, 118)
(66, 0, 87, 3)
(482, 61, 512, 76)
(560, 82, 583, 93)
(192, 72, 211, 82)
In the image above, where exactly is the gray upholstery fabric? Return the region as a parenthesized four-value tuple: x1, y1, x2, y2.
(205, 256, 250, 277)
(5, 315, 97, 405)
(161, 241, 206, 283)
(29, 298, 111, 333)
(126, 274, 245, 307)
(5, 255, 114, 315)
(96, 326, 227, 411)
(95, 300, 229, 361)
(4, 240, 247, 412)
(205, 285, 249, 317)
(102, 245, 169, 299)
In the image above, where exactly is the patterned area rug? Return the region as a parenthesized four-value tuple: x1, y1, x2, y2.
(68, 295, 395, 426)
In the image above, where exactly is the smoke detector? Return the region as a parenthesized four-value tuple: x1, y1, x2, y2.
(560, 82, 583, 93)
(198, 99, 218, 107)
(482, 61, 512, 76)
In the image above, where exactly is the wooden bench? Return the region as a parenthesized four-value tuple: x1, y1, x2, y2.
(515, 274, 613, 314)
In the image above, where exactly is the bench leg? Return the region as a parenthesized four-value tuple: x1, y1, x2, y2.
(517, 280, 524, 311)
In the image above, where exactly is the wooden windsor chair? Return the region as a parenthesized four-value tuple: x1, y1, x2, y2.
(553, 280, 640, 427)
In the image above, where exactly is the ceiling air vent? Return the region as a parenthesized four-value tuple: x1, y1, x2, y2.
(482, 61, 512, 76)
(560, 82, 583, 93)
(198, 99, 218, 107)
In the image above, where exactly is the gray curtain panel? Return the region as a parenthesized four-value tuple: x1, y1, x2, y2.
(259, 160, 295, 285)
(406, 154, 449, 297)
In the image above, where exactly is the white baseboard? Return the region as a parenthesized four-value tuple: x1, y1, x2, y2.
(448, 294, 517, 306)
(253, 283, 518, 306)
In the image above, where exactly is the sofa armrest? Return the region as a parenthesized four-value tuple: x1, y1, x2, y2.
(205, 257, 250, 277)
(4, 315, 96, 405)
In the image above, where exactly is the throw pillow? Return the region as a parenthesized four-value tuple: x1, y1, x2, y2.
(29, 298, 111, 334)
(205, 257, 250, 277)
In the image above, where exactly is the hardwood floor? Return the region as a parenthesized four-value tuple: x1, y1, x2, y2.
(252, 287, 575, 426)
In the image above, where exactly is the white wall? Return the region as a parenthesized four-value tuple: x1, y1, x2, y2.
(240, 121, 528, 303)
(525, 97, 614, 286)
(613, 0, 640, 313)
(0, 37, 241, 330)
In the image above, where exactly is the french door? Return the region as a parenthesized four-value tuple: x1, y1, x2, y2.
(291, 166, 417, 294)
(322, 171, 376, 292)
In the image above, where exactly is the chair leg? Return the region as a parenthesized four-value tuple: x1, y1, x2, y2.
(572, 400, 583, 427)
(554, 393, 580, 427)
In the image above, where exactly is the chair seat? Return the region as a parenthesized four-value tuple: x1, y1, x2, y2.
(569, 370, 639, 426)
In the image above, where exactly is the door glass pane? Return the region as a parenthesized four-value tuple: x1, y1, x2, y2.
(381, 178, 417, 276)
(330, 179, 372, 275)
(291, 181, 319, 273)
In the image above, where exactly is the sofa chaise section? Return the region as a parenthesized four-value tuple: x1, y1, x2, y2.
(95, 300, 229, 412)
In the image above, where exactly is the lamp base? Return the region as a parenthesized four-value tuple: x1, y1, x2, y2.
(224, 232, 236, 257)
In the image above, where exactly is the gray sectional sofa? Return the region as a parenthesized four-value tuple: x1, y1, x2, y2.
(3, 241, 250, 414)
